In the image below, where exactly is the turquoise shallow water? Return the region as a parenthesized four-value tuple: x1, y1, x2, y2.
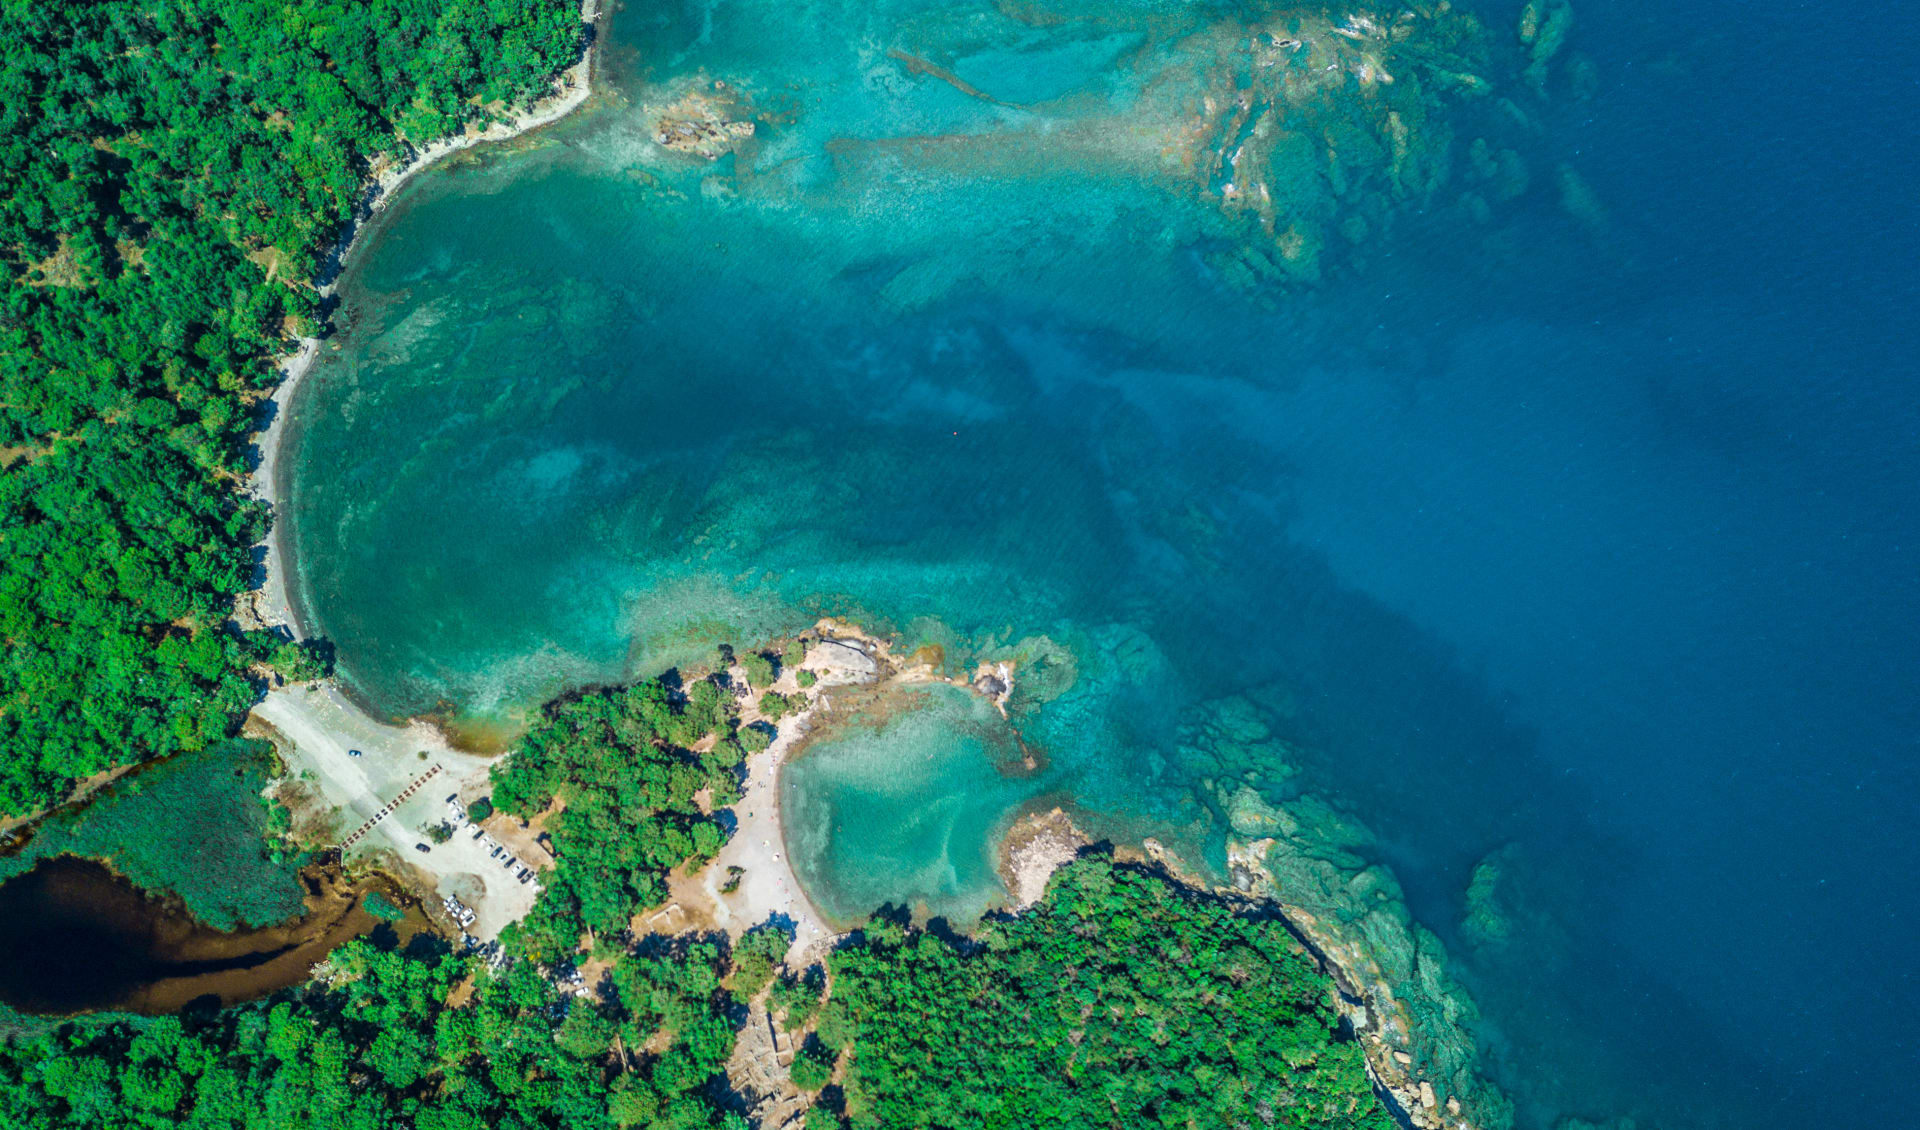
(781, 682, 1046, 925)
(284, 0, 1920, 1125)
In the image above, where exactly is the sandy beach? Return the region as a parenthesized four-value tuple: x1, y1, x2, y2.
(227, 2, 1050, 956)
(651, 634, 904, 964)
(224, 0, 1046, 956)
(242, 0, 602, 639)
(666, 704, 839, 964)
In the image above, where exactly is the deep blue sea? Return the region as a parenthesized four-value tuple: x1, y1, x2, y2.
(1339, 2, 1920, 1120)
(283, 0, 1920, 1124)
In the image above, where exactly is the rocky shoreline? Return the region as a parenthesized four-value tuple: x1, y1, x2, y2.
(989, 812, 1499, 1130)
(777, 622, 1502, 1130)
(1216, 820, 1495, 1130)
(1190, 695, 1508, 1130)
(989, 724, 1507, 1130)
(997, 806, 1089, 908)
(821, 637, 1508, 1130)
(984, 814, 1503, 1130)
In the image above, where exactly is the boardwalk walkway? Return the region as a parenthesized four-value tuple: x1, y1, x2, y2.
(340, 763, 442, 850)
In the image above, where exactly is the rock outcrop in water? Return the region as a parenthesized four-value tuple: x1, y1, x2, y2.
(1519, 0, 1576, 88)
(799, 637, 880, 686)
(997, 805, 1089, 908)
(650, 82, 757, 159)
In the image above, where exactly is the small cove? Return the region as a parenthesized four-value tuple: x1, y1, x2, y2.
(781, 682, 1051, 926)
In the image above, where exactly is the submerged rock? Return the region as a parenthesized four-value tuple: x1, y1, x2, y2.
(1524, 0, 1575, 87)
(1461, 844, 1520, 947)
(1518, 1, 1544, 45)
(1468, 137, 1532, 201)
(1129, 2, 1564, 293)
(1557, 163, 1608, 231)
(994, 633, 1080, 708)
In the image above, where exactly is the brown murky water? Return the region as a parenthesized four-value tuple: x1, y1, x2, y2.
(0, 856, 433, 1015)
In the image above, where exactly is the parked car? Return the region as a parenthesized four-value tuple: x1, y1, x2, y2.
(414, 843, 430, 853)
(348, 749, 363, 758)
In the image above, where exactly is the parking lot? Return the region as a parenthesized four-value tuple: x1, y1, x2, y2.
(249, 683, 544, 940)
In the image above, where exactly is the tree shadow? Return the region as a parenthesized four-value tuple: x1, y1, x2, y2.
(404, 930, 452, 962)
(918, 915, 984, 958)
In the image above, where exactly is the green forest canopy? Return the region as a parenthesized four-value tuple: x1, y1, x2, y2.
(0, 673, 1394, 1130)
(0, 863, 1391, 1130)
(490, 674, 749, 960)
(0, 5, 1397, 1125)
(817, 859, 1392, 1130)
(0, 0, 584, 816)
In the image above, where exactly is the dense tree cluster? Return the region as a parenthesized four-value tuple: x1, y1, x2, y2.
(814, 858, 1393, 1130)
(603, 941, 743, 1128)
(738, 653, 776, 690)
(0, 856, 1395, 1130)
(0, 936, 748, 1130)
(0, 686, 1395, 1130)
(725, 926, 791, 1007)
(0, 0, 584, 815)
(492, 677, 749, 960)
(0, 657, 1392, 1130)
